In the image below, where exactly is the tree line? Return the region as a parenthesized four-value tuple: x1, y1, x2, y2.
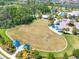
(0, 3, 50, 28)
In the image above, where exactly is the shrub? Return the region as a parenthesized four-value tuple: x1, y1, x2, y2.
(73, 49, 79, 58)
(62, 28, 69, 31)
(75, 16, 79, 22)
(67, 21, 74, 27)
(72, 27, 77, 35)
(63, 53, 69, 59)
(48, 52, 55, 59)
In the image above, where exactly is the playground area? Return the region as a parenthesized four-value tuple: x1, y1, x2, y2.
(7, 19, 66, 52)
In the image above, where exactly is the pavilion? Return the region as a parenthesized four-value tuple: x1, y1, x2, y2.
(12, 40, 20, 48)
(23, 44, 31, 50)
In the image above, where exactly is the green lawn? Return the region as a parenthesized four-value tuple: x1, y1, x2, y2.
(0, 29, 16, 54)
(0, 29, 10, 59)
(0, 29, 11, 41)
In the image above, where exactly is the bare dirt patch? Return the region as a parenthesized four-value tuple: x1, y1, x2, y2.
(7, 19, 66, 51)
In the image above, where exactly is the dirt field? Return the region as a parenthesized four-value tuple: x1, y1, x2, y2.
(7, 19, 66, 51)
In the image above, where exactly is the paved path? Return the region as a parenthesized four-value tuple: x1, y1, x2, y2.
(0, 47, 16, 59)
(0, 45, 24, 59)
(0, 54, 6, 59)
(12, 45, 24, 57)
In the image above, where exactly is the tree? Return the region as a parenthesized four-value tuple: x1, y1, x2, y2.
(48, 15, 53, 21)
(63, 53, 69, 59)
(69, 15, 72, 20)
(62, 28, 69, 31)
(36, 55, 42, 59)
(72, 27, 77, 35)
(35, 4, 51, 14)
(48, 0, 52, 5)
(75, 16, 79, 22)
(22, 49, 28, 59)
(33, 50, 42, 59)
(27, 0, 30, 5)
(73, 49, 79, 59)
(0, 0, 5, 5)
(48, 15, 55, 25)
(56, 15, 62, 20)
(48, 53, 55, 59)
(62, 28, 69, 34)
(67, 21, 74, 27)
(16, 51, 22, 58)
(0, 5, 35, 28)
(0, 39, 4, 44)
(64, 13, 68, 19)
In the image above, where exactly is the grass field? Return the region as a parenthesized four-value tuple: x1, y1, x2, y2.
(7, 19, 66, 52)
(0, 29, 10, 59)
(65, 35, 79, 49)
(0, 29, 11, 41)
